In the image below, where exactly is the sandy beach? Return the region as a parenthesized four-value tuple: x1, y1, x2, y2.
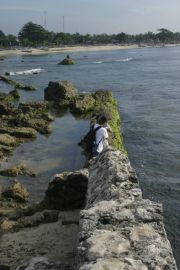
(0, 44, 139, 57)
(0, 43, 179, 58)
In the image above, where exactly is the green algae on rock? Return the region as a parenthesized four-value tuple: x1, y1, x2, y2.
(59, 58, 76, 65)
(73, 90, 126, 154)
(0, 75, 36, 91)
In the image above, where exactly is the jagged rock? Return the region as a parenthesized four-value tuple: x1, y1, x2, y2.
(0, 127, 37, 138)
(18, 101, 49, 114)
(43, 169, 89, 210)
(0, 93, 13, 102)
(0, 164, 36, 177)
(59, 58, 75, 65)
(0, 144, 13, 155)
(16, 257, 67, 270)
(0, 219, 17, 232)
(0, 100, 17, 115)
(44, 80, 78, 101)
(0, 134, 16, 146)
(9, 89, 20, 99)
(2, 181, 29, 203)
(77, 148, 177, 270)
(18, 209, 59, 228)
(70, 94, 96, 114)
(0, 265, 10, 270)
(0, 75, 36, 91)
(42, 112, 55, 122)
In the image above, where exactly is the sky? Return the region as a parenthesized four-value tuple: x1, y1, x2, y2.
(1, 0, 180, 35)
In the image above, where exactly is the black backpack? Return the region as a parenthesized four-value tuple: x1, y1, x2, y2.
(78, 125, 102, 156)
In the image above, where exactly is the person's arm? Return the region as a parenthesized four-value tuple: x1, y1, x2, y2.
(106, 123, 113, 132)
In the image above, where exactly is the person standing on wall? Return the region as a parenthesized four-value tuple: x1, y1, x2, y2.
(93, 115, 112, 157)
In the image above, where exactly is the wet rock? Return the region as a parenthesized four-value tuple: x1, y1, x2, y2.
(23, 118, 52, 134)
(0, 75, 36, 91)
(16, 257, 67, 270)
(42, 112, 55, 122)
(44, 80, 78, 101)
(0, 210, 79, 269)
(0, 151, 3, 158)
(0, 134, 16, 146)
(70, 94, 96, 114)
(59, 58, 76, 65)
(18, 101, 49, 114)
(9, 89, 20, 99)
(0, 265, 10, 270)
(2, 181, 29, 203)
(18, 210, 59, 228)
(0, 144, 13, 155)
(0, 127, 37, 139)
(0, 164, 36, 177)
(0, 219, 17, 232)
(43, 169, 89, 210)
(0, 93, 13, 102)
(0, 100, 17, 115)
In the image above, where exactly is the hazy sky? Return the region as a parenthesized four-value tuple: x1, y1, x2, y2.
(1, 0, 180, 35)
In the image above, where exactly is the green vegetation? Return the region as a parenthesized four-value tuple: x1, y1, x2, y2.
(0, 22, 180, 48)
(91, 91, 126, 153)
(71, 90, 126, 153)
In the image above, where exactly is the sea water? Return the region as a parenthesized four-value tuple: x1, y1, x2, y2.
(0, 47, 180, 267)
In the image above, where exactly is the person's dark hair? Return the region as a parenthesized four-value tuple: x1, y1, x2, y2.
(98, 115, 107, 125)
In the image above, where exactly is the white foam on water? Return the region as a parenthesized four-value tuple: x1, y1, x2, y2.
(9, 68, 44, 76)
(114, 57, 133, 62)
(93, 61, 103, 64)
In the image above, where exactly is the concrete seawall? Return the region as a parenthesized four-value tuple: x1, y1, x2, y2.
(77, 147, 177, 269)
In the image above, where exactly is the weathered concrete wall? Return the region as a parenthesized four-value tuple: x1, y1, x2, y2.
(77, 147, 177, 270)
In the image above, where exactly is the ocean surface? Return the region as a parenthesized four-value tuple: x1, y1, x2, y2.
(0, 47, 180, 267)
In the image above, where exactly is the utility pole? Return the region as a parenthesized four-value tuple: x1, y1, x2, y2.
(63, 16, 65, 33)
(44, 11, 47, 29)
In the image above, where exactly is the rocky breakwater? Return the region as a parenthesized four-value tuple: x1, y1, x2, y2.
(0, 80, 177, 269)
(77, 148, 177, 270)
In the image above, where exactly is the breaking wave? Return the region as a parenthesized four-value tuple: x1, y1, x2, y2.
(7, 68, 44, 76)
(92, 58, 133, 64)
(114, 57, 133, 62)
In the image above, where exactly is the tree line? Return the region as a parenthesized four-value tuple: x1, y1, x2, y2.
(1, 21, 180, 48)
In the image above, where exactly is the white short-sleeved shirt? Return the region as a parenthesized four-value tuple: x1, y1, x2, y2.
(94, 124, 108, 153)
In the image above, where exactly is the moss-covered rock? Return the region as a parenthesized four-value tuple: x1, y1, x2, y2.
(18, 101, 49, 114)
(9, 89, 20, 99)
(0, 92, 14, 102)
(0, 102, 15, 116)
(70, 94, 96, 114)
(44, 80, 77, 101)
(2, 181, 29, 203)
(77, 90, 126, 154)
(0, 75, 36, 91)
(0, 164, 36, 177)
(59, 58, 75, 65)
(0, 127, 37, 139)
(0, 134, 16, 147)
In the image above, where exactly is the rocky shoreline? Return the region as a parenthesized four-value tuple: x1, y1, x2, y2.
(0, 78, 177, 269)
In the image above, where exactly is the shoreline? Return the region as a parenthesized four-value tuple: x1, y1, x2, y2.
(0, 45, 138, 57)
(0, 43, 179, 57)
